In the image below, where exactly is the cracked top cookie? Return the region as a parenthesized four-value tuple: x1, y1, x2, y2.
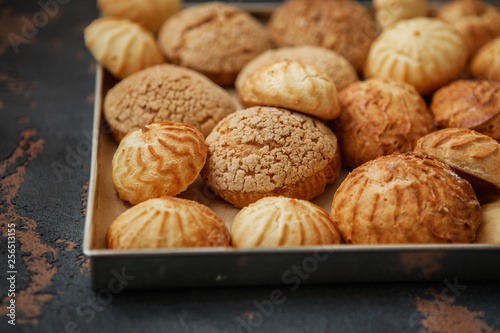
(157, 2, 273, 86)
(267, 0, 380, 72)
(201, 106, 341, 208)
(103, 64, 236, 141)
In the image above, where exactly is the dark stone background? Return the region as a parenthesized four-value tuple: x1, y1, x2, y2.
(0, 1, 499, 332)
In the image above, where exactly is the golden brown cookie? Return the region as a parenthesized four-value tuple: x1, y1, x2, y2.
(430, 80, 500, 141)
(201, 107, 341, 208)
(235, 46, 358, 93)
(267, 0, 380, 72)
(414, 128, 500, 190)
(239, 60, 340, 120)
(435, 0, 500, 58)
(103, 64, 236, 141)
(157, 2, 272, 86)
(97, 0, 182, 34)
(475, 201, 500, 244)
(331, 153, 481, 244)
(84, 17, 164, 79)
(374, 0, 428, 28)
(470, 37, 500, 83)
(106, 196, 230, 249)
(230, 197, 341, 248)
(364, 17, 468, 95)
(331, 78, 435, 168)
(112, 122, 208, 205)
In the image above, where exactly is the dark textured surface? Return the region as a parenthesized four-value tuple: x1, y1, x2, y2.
(1, 1, 500, 333)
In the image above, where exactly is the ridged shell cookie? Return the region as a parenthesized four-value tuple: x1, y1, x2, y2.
(112, 122, 208, 205)
(106, 196, 230, 249)
(231, 197, 341, 248)
(84, 17, 164, 79)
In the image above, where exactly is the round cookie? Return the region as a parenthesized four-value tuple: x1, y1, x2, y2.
(201, 107, 341, 208)
(470, 37, 500, 83)
(331, 78, 435, 168)
(239, 60, 340, 120)
(230, 197, 341, 248)
(235, 45, 358, 93)
(430, 80, 500, 141)
(97, 0, 182, 34)
(331, 153, 481, 244)
(157, 2, 273, 86)
(475, 201, 500, 244)
(112, 122, 208, 205)
(435, 0, 500, 58)
(103, 64, 236, 141)
(364, 17, 468, 95)
(84, 17, 164, 79)
(106, 196, 230, 249)
(267, 0, 380, 72)
(414, 128, 500, 190)
(374, 0, 428, 28)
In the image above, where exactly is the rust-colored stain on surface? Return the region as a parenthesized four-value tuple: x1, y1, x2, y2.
(415, 292, 499, 333)
(0, 128, 52, 325)
(0, 72, 35, 99)
(0, 8, 33, 54)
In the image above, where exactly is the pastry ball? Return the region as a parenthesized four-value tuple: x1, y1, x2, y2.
(414, 128, 500, 190)
(374, 0, 428, 28)
(470, 37, 500, 83)
(364, 17, 468, 95)
(97, 0, 182, 34)
(201, 107, 341, 208)
(430, 80, 500, 141)
(331, 153, 481, 244)
(435, 0, 500, 58)
(239, 60, 340, 121)
(267, 0, 380, 72)
(106, 196, 230, 249)
(157, 2, 273, 86)
(476, 202, 500, 244)
(331, 78, 435, 168)
(112, 122, 208, 205)
(230, 197, 341, 248)
(235, 46, 358, 93)
(103, 64, 236, 141)
(84, 17, 164, 79)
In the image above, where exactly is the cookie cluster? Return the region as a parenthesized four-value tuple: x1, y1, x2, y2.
(83, 0, 500, 249)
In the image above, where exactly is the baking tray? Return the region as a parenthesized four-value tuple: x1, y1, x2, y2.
(83, 4, 500, 290)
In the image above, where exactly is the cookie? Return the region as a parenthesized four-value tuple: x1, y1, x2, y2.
(470, 37, 500, 83)
(157, 2, 272, 86)
(230, 197, 341, 247)
(235, 45, 358, 93)
(103, 64, 236, 141)
(435, 0, 500, 58)
(201, 107, 341, 208)
(84, 17, 164, 79)
(331, 78, 435, 168)
(267, 0, 380, 72)
(112, 122, 208, 205)
(414, 128, 500, 190)
(331, 153, 481, 244)
(97, 0, 182, 34)
(374, 0, 428, 28)
(475, 201, 500, 244)
(106, 196, 230, 249)
(239, 60, 340, 120)
(430, 80, 500, 141)
(364, 17, 468, 95)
